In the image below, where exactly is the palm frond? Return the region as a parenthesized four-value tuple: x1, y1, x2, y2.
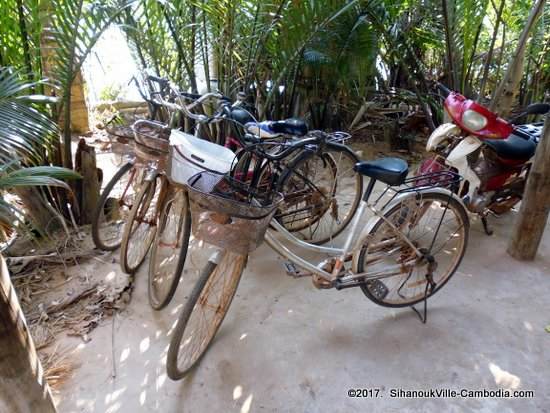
(0, 67, 58, 165)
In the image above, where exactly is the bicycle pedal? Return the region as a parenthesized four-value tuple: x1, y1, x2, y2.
(366, 279, 389, 300)
(283, 262, 309, 278)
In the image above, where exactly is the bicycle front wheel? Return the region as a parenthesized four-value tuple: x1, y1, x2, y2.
(167, 250, 247, 380)
(148, 187, 191, 310)
(356, 191, 469, 307)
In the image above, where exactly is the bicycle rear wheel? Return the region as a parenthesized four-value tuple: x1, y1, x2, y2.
(356, 191, 469, 307)
(148, 187, 191, 310)
(167, 250, 247, 380)
(120, 174, 163, 274)
(277, 146, 362, 244)
(92, 162, 138, 251)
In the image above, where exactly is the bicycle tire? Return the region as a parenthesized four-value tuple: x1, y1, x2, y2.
(166, 250, 247, 380)
(357, 191, 469, 307)
(91, 162, 135, 251)
(119, 175, 161, 274)
(277, 145, 362, 244)
(148, 188, 191, 310)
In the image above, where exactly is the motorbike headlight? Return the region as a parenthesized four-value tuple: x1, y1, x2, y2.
(462, 109, 487, 131)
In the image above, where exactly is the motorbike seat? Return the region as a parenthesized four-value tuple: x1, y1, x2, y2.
(229, 108, 255, 125)
(245, 118, 308, 138)
(484, 134, 536, 160)
(354, 157, 408, 186)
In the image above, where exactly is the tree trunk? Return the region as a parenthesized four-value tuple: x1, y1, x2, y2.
(69, 71, 90, 134)
(75, 139, 100, 225)
(0, 255, 57, 413)
(490, 0, 545, 117)
(507, 114, 550, 260)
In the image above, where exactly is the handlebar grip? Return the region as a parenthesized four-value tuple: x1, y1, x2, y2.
(147, 75, 169, 85)
(179, 91, 231, 103)
(179, 91, 203, 101)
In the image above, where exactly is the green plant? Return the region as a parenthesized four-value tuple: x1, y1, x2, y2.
(0, 68, 57, 164)
(99, 83, 123, 101)
(0, 164, 80, 240)
(0, 67, 80, 239)
(46, 0, 131, 169)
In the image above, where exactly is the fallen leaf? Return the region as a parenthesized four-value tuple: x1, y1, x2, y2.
(545, 325, 550, 333)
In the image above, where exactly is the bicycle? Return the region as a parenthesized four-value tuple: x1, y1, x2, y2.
(91, 74, 172, 252)
(166, 154, 469, 380)
(146, 85, 363, 309)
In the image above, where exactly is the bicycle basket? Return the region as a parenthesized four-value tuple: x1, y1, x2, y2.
(133, 120, 170, 153)
(133, 120, 170, 170)
(187, 171, 283, 255)
(168, 129, 236, 186)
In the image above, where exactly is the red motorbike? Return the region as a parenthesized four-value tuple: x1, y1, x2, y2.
(419, 83, 549, 234)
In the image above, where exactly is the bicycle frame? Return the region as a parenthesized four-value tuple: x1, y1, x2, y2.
(264, 184, 465, 289)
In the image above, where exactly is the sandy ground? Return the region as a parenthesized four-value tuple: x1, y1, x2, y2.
(50, 200, 550, 413)
(43, 140, 549, 412)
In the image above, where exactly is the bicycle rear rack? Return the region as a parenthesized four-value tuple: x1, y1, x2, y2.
(371, 170, 462, 210)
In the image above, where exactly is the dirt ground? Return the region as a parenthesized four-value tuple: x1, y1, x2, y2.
(13, 138, 548, 412)
(48, 204, 550, 412)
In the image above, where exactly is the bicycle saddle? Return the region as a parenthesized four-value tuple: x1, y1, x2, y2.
(245, 118, 308, 138)
(354, 157, 409, 186)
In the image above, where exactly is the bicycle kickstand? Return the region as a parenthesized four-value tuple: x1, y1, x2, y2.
(411, 258, 437, 324)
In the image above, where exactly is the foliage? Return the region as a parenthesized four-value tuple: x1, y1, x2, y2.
(0, 0, 43, 82)
(1, 0, 548, 130)
(99, 83, 123, 101)
(0, 68, 57, 165)
(115, 0, 548, 128)
(0, 66, 80, 239)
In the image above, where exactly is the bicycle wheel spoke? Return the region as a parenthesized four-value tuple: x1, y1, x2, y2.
(169, 252, 246, 379)
(358, 192, 468, 306)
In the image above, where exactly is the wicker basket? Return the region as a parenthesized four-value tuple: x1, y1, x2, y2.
(187, 171, 283, 255)
(132, 120, 170, 170)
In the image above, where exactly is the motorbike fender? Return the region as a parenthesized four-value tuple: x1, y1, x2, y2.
(446, 135, 482, 200)
(426, 123, 461, 152)
(350, 188, 468, 273)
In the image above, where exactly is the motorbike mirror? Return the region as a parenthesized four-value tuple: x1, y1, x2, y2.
(436, 82, 452, 98)
(509, 103, 550, 124)
(522, 103, 550, 116)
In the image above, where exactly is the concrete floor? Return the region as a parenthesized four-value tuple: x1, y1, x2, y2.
(56, 210, 550, 413)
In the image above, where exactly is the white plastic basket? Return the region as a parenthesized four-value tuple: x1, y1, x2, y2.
(168, 130, 236, 186)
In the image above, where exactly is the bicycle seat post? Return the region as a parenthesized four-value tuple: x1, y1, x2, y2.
(362, 178, 376, 203)
(331, 178, 377, 278)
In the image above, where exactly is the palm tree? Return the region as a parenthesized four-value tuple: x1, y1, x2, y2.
(0, 67, 79, 243)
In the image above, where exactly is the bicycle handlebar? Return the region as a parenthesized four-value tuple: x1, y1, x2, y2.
(146, 74, 169, 86)
(151, 81, 224, 123)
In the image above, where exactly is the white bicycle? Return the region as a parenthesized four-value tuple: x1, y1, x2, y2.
(166, 154, 470, 380)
